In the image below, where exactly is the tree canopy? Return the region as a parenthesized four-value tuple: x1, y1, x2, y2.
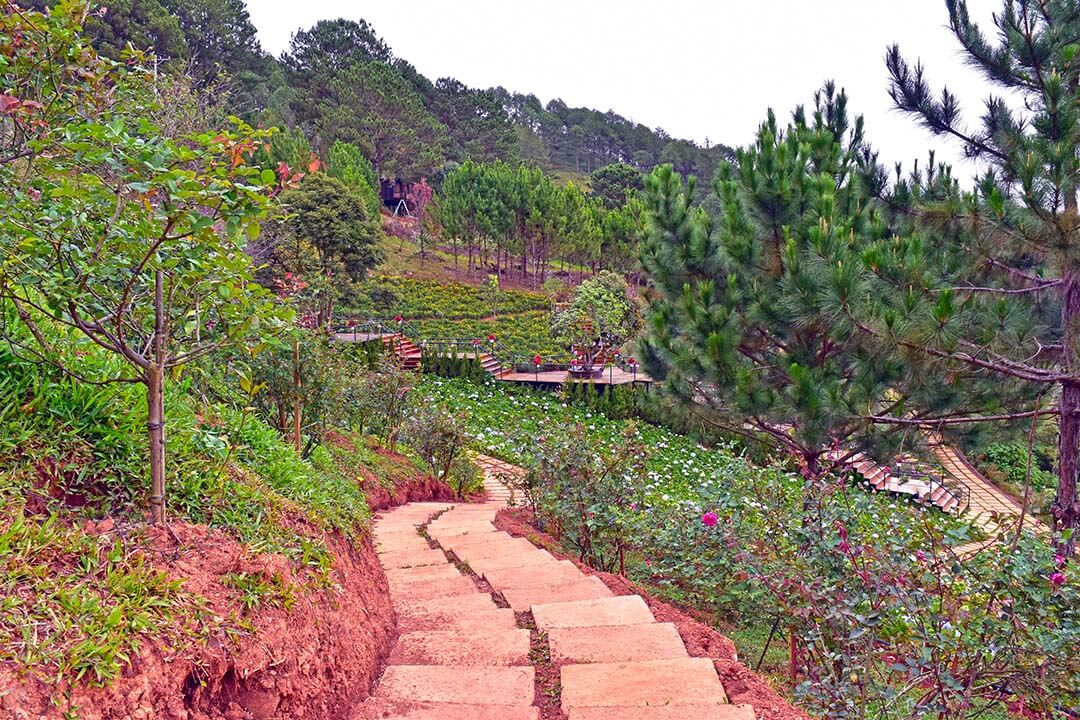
(640, 87, 906, 479)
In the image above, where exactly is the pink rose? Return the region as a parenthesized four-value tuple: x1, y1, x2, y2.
(701, 511, 718, 527)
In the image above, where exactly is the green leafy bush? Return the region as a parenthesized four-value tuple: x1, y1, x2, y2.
(561, 381, 640, 420)
(984, 442, 1057, 490)
(524, 424, 648, 572)
(404, 406, 471, 494)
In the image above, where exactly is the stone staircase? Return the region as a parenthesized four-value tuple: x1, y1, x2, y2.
(356, 463, 754, 719)
(357, 500, 537, 719)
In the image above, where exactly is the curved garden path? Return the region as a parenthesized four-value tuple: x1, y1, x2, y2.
(355, 457, 754, 720)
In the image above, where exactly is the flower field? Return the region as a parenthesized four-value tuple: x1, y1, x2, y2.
(359, 276, 551, 320)
(418, 376, 974, 542)
(412, 311, 565, 359)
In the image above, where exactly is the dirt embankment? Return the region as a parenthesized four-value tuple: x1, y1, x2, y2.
(1, 470, 453, 720)
(494, 508, 810, 720)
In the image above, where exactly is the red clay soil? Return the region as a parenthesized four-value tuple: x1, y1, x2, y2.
(0, 468, 455, 720)
(494, 508, 810, 720)
(360, 464, 457, 511)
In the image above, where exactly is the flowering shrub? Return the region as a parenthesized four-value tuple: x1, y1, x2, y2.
(523, 424, 648, 572)
(404, 406, 475, 496)
(740, 495, 1079, 718)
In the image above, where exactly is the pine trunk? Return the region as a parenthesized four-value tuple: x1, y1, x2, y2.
(1056, 270, 1080, 555)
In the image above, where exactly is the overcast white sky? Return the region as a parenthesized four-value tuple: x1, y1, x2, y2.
(247, 0, 1004, 181)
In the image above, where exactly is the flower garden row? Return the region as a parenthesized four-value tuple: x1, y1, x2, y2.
(357, 276, 551, 321)
(411, 312, 564, 359)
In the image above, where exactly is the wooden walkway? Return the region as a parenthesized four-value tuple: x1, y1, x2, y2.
(335, 330, 651, 386)
(499, 367, 651, 387)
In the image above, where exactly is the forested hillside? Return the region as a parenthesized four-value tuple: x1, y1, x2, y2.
(25, 0, 731, 183)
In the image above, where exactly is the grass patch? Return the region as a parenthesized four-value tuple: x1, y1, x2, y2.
(0, 512, 214, 686)
(0, 333, 384, 686)
(221, 571, 297, 613)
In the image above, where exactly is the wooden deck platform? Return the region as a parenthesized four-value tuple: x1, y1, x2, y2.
(498, 368, 651, 387)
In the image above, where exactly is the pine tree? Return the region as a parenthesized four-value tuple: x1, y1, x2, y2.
(639, 86, 905, 481)
(874, 0, 1080, 552)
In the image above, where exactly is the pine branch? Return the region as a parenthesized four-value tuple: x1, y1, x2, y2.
(886, 45, 1008, 161)
(946, 279, 1061, 294)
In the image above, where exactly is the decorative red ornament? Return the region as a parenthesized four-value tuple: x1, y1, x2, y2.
(472, 338, 480, 346)
(394, 315, 403, 324)
(533, 354, 543, 365)
(488, 334, 496, 342)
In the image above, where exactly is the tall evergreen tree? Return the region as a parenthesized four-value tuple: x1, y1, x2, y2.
(868, 0, 1080, 551)
(433, 78, 520, 164)
(318, 62, 447, 178)
(640, 87, 905, 481)
(590, 162, 644, 210)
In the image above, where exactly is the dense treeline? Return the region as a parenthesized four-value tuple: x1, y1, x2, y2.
(23, 2, 730, 183)
(436, 160, 645, 282)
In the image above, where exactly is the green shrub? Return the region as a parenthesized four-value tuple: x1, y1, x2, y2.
(420, 349, 492, 383)
(561, 381, 640, 420)
(404, 406, 470, 493)
(984, 442, 1057, 491)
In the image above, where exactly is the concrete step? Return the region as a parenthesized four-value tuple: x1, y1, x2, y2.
(388, 575, 478, 601)
(399, 607, 518, 634)
(389, 629, 531, 666)
(440, 530, 524, 546)
(561, 658, 727, 712)
(569, 705, 754, 720)
(374, 666, 535, 706)
(396, 595, 515, 632)
(533, 595, 655, 630)
(548, 623, 688, 663)
(466, 550, 559, 576)
(482, 560, 586, 589)
(385, 564, 463, 586)
(356, 700, 539, 720)
(379, 549, 449, 569)
(501, 576, 613, 611)
(376, 537, 433, 554)
(427, 522, 498, 537)
(440, 535, 531, 556)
